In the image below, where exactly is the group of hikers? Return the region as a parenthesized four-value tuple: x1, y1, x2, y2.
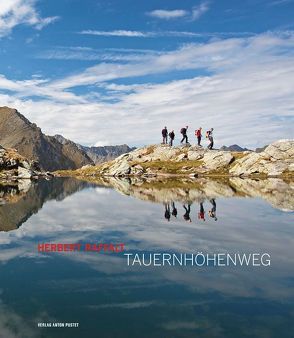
(161, 126, 214, 149)
(164, 199, 217, 223)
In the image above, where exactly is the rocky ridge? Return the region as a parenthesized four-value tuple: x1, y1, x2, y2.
(0, 177, 93, 231)
(54, 135, 135, 164)
(0, 107, 93, 171)
(0, 145, 48, 181)
(63, 140, 293, 179)
(220, 144, 251, 152)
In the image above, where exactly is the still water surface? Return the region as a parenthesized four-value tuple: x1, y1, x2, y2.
(0, 178, 293, 338)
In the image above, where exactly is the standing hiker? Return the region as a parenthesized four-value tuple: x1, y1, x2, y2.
(169, 130, 175, 146)
(180, 126, 189, 144)
(206, 128, 214, 150)
(198, 202, 205, 221)
(183, 204, 192, 222)
(195, 127, 202, 146)
(171, 201, 178, 218)
(162, 126, 168, 144)
(208, 199, 217, 221)
(164, 203, 171, 222)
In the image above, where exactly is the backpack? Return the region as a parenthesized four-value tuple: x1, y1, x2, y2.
(180, 128, 185, 134)
(206, 130, 211, 138)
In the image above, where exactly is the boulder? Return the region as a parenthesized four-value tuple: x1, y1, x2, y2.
(18, 166, 33, 179)
(263, 140, 294, 160)
(175, 153, 188, 162)
(107, 160, 131, 177)
(203, 151, 234, 170)
(187, 149, 205, 161)
(230, 140, 294, 176)
(130, 165, 144, 175)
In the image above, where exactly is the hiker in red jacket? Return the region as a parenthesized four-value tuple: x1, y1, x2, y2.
(198, 202, 205, 221)
(195, 127, 202, 146)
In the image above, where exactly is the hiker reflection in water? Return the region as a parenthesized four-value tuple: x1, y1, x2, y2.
(183, 203, 192, 222)
(171, 201, 177, 217)
(164, 203, 171, 222)
(208, 199, 217, 221)
(198, 202, 205, 221)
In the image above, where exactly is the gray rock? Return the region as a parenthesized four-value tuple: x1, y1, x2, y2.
(94, 140, 293, 177)
(107, 160, 131, 177)
(20, 160, 31, 170)
(175, 153, 188, 162)
(130, 165, 144, 175)
(18, 179, 32, 192)
(187, 149, 205, 160)
(203, 151, 234, 170)
(230, 140, 294, 176)
(18, 166, 33, 179)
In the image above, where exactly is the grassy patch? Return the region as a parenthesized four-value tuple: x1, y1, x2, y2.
(134, 176, 231, 190)
(138, 159, 204, 174)
(55, 165, 102, 177)
(143, 145, 157, 156)
(232, 152, 248, 161)
(281, 169, 294, 180)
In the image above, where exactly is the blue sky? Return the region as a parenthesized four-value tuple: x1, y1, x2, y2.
(0, 0, 293, 147)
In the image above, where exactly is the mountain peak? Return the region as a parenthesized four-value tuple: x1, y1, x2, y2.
(220, 144, 251, 152)
(0, 106, 93, 171)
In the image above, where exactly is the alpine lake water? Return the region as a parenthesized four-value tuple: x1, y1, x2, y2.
(0, 176, 293, 338)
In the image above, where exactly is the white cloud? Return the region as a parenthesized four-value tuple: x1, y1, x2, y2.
(94, 140, 111, 146)
(147, 2, 210, 21)
(80, 29, 148, 37)
(147, 9, 188, 20)
(0, 0, 59, 38)
(34, 15, 59, 30)
(0, 32, 293, 148)
(0, 185, 293, 303)
(78, 30, 253, 39)
(191, 1, 210, 20)
(269, 0, 293, 5)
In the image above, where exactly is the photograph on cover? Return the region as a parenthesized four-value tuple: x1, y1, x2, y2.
(0, 1, 293, 337)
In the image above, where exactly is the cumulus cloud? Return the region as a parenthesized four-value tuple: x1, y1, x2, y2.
(0, 0, 59, 37)
(147, 9, 188, 20)
(147, 2, 210, 21)
(0, 32, 293, 148)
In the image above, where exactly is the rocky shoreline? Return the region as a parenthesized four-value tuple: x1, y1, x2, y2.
(91, 176, 294, 212)
(0, 145, 51, 183)
(56, 139, 294, 179)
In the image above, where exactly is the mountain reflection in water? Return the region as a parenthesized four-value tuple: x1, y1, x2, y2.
(0, 177, 293, 338)
(0, 177, 293, 232)
(0, 178, 95, 231)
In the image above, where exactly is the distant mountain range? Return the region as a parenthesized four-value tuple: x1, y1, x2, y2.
(0, 107, 134, 171)
(220, 144, 251, 152)
(55, 134, 135, 164)
(220, 144, 269, 153)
